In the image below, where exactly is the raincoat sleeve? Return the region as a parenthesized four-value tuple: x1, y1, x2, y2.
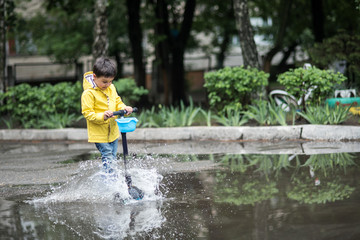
(81, 90, 108, 124)
(116, 96, 127, 110)
(114, 86, 127, 110)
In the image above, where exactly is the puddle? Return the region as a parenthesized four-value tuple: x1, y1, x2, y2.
(1, 142, 360, 239)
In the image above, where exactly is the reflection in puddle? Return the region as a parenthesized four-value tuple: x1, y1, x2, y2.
(33, 201, 166, 239)
(2, 152, 360, 239)
(215, 153, 357, 206)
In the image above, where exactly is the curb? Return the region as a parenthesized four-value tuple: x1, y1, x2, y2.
(1, 125, 360, 141)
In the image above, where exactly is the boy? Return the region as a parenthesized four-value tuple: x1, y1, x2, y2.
(81, 57, 133, 174)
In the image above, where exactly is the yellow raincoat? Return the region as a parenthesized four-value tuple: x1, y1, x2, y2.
(81, 71, 126, 143)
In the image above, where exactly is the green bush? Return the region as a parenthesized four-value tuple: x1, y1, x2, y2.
(204, 66, 269, 113)
(0, 82, 82, 128)
(277, 66, 347, 111)
(112, 78, 149, 105)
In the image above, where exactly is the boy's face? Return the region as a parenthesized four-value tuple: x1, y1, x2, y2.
(93, 74, 114, 91)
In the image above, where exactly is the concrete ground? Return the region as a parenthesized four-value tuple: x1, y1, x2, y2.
(1, 125, 360, 142)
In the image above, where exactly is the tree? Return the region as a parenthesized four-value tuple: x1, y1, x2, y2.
(151, 0, 171, 104)
(193, 0, 237, 69)
(260, 0, 293, 73)
(107, 0, 130, 78)
(252, 0, 360, 78)
(170, 0, 196, 104)
(309, 31, 360, 87)
(0, 0, 6, 93)
(150, 0, 196, 104)
(233, 0, 260, 69)
(24, 0, 94, 63)
(126, 0, 147, 104)
(0, 0, 15, 92)
(311, 0, 324, 43)
(92, 0, 108, 59)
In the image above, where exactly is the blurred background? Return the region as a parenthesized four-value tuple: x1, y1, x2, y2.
(0, 0, 359, 128)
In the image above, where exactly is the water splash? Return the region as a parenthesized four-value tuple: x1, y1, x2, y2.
(31, 158, 164, 204)
(25, 156, 167, 239)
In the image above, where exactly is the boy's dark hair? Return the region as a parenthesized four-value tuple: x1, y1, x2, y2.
(93, 57, 117, 78)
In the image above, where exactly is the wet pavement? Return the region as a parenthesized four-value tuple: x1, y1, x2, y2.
(1, 140, 360, 239)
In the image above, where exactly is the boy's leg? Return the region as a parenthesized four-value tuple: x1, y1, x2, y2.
(95, 139, 118, 173)
(110, 139, 118, 159)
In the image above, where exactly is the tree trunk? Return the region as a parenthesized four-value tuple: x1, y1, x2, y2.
(216, 27, 231, 69)
(151, 0, 196, 105)
(115, 53, 123, 78)
(171, 44, 186, 104)
(169, 0, 196, 104)
(153, 0, 171, 104)
(216, 2, 235, 69)
(126, 0, 147, 105)
(233, 0, 260, 69)
(0, 0, 6, 93)
(92, 0, 108, 59)
(311, 0, 324, 42)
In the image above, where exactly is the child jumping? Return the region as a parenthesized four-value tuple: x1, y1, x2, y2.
(81, 57, 133, 174)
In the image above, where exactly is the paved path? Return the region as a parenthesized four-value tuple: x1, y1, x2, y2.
(1, 125, 360, 141)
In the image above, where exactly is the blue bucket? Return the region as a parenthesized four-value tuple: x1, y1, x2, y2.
(115, 117, 138, 133)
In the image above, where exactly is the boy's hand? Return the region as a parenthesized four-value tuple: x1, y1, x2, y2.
(104, 110, 114, 120)
(124, 106, 133, 115)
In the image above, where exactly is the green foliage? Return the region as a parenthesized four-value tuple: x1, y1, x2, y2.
(18, 1, 94, 62)
(219, 154, 296, 180)
(215, 152, 357, 205)
(243, 101, 270, 126)
(0, 82, 82, 128)
(268, 100, 289, 126)
(199, 109, 214, 127)
(204, 66, 269, 112)
(309, 31, 360, 85)
(1, 116, 15, 129)
(277, 66, 347, 109)
(136, 99, 205, 128)
(107, 0, 131, 58)
(302, 153, 356, 176)
(112, 78, 149, 106)
(219, 152, 356, 180)
(215, 172, 279, 206)
(137, 106, 161, 128)
(287, 176, 355, 204)
(242, 100, 289, 126)
(213, 108, 248, 126)
(160, 100, 203, 127)
(297, 104, 351, 124)
(219, 155, 249, 173)
(192, 0, 237, 68)
(38, 111, 82, 129)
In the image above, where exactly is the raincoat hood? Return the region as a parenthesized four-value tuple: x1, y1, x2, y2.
(83, 71, 97, 90)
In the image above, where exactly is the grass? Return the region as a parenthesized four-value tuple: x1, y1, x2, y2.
(1, 100, 359, 129)
(297, 104, 352, 124)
